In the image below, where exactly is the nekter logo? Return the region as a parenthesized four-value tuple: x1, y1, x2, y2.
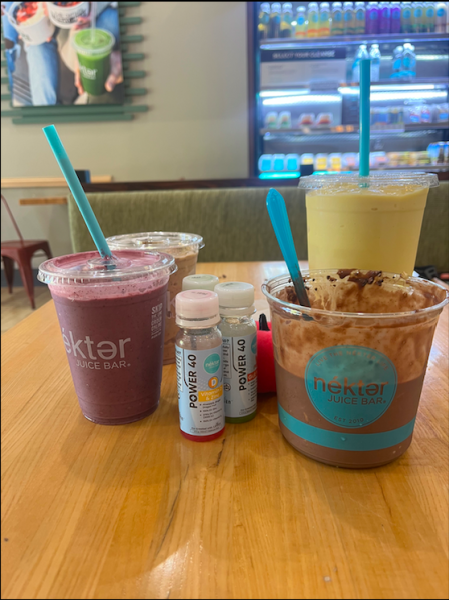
(305, 345, 398, 428)
(61, 329, 132, 371)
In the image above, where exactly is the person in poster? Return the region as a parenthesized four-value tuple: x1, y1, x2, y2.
(2, 2, 124, 106)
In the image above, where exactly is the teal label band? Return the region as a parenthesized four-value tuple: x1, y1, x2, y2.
(278, 404, 415, 451)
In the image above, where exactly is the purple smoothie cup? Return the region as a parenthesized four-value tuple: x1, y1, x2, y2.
(38, 250, 177, 425)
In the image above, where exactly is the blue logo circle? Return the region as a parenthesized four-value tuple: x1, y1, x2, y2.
(305, 345, 397, 428)
(204, 353, 220, 374)
(251, 337, 257, 355)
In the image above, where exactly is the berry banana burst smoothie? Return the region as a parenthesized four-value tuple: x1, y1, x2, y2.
(38, 251, 176, 425)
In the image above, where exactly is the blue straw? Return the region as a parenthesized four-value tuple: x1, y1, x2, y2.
(359, 59, 371, 179)
(43, 125, 112, 259)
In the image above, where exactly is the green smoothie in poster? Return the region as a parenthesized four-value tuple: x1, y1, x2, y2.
(73, 28, 115, 96)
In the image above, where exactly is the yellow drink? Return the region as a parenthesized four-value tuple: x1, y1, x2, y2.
(301, 173, 438, 275)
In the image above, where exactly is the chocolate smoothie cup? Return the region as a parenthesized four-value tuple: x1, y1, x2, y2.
(263, 270, 448, 468)
(38, 250, 176, 425)
(107, 233, 204, 365)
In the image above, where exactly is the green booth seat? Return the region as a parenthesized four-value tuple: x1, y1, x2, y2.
(68, 182, 449, 271)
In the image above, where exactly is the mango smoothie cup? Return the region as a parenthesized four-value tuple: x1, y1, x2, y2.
(301, 172, 439, 276)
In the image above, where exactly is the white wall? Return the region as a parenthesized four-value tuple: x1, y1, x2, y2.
(1, 2, 249, 267)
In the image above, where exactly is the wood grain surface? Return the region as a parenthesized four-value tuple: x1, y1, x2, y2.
(2, 262, 448, 600)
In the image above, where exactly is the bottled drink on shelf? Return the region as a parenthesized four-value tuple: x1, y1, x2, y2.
(295, 5, 307, 37)
(412, 2, 425, 33)
(258, 2, 271, 40)
(331, 1, 344, 35)
(402, 43, 416, 78)
(391, 45, 403, 78)
(424, 2, 436, 32)
(258, 154, 274, 172)
(379, 1, 391, 34)
(343, 1, 355, 34)
(352, 44, 369, 82)
(319, 2, 331, 36)
(390, 2, 402, 33)
(269, 2, 281, 38)
(435, 2, 448, 33)
(280, 2, 293, 37)
(354, 2, 366, 34)
(369, 44, 381, 81)
(401, 2, 413, 33)
(273, 154, 286, 171)
(366, 1, 379, 34)
(286, 154, 300, 171)
(307, 3, 320, 37)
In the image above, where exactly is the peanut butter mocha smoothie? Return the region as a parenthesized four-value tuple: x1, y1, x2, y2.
(263, 269, 448, 468)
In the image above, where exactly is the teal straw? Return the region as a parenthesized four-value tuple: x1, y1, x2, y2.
(43, 125, 112, 259)
(359, 59, 371, 178)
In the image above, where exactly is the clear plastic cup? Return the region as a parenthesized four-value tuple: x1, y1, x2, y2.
(38, 250, 176, 425)
(263, 269, 448, 468)
(300, 171, 439, 276)
(107, 233, 204, 365)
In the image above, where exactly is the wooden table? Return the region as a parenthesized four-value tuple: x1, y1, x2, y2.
(2, 262, 448, 600)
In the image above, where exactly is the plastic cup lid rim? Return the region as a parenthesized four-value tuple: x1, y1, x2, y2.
(299, 171, 439, 189)
(38, 250, 176, 286)
(107, 231, 204, 250)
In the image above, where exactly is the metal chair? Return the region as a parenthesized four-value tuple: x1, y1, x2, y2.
(1, 194, 52, 309)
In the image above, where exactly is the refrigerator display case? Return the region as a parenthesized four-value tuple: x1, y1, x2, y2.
(248, 2, 449, 179)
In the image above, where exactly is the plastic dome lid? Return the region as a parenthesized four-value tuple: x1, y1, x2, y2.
(107, 232, 204, 252)
(38, 250, 176, 286)
(299, 171, 439, 190)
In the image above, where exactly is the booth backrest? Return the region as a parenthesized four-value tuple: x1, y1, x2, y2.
(68, 182, 449, 270)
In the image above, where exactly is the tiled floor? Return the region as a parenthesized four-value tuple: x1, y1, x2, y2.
(1, 287, 52, 334)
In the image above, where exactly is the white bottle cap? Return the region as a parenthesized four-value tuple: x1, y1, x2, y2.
(175, 290, 220, 328)
(182, 274, 220, 292)
(214, 282, 256, 317)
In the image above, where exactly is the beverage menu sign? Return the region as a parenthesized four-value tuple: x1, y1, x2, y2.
(1, 1, 124, 106)
(260, 48, 347, 89)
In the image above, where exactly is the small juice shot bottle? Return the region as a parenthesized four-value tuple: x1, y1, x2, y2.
(215, 282, 258, 424)
(175, 290, 225, 441)
(182, 274, 219, 291)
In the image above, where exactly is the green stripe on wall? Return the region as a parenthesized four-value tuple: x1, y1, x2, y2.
(3, 105, 148, 117)
(124, 88, 147, 96)
(121, 35, 143, 43)
(12, 114, 134, 125)
(122, 53, 144, 61)
(120, 17, 142, 25)
(123, 70, 145, 78)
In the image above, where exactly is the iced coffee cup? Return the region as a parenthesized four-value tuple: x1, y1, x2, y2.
(107, 233, 204, 365)
(38, 250, 176, 425)
(301, 172, 439, 276)
(263, 269, 448, 468)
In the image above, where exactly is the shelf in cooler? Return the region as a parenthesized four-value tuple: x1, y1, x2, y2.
(261, 123, 449, 136)
(260, 32, 449, 49)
